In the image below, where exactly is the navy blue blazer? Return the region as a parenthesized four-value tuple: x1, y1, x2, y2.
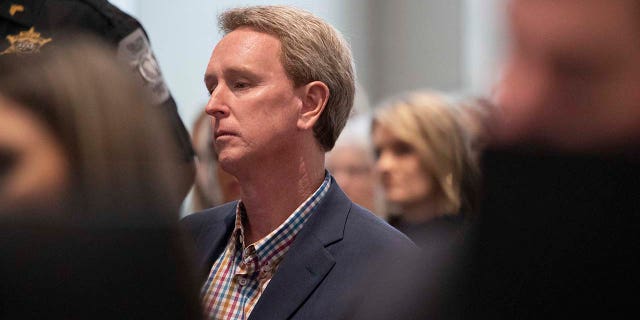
(181, 178, 416, 319)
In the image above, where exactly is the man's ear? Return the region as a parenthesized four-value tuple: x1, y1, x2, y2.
(297, 81, 330, 130)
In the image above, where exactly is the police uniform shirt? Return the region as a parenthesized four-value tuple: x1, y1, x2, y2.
(0, 0, 194, 162)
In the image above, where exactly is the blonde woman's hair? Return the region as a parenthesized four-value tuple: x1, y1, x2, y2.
(373, 92, 480, 216)
(219, 5, 355, 151)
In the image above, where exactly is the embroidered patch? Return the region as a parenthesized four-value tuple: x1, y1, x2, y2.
(1, 27, 52, 55)
(117, 28, 169, 105)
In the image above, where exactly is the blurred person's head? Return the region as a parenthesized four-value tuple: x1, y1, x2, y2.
(191, 111, 218, 210)
(326, 114, 383, 216)
(0, 96, 69, 212)
(0, 37, 184, 219)
(372, 92, 479, 223)
(191, 111, 239, 211)
(496, 0, 640, 151)
(456, 97, 497, 158)
(0, 37, 202, 318)
(214, 5, 355, 153)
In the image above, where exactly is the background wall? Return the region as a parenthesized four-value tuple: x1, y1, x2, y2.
(109, 0, 507, 131)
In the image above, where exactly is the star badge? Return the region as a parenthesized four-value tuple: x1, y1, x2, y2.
(1, 27, 52, 55)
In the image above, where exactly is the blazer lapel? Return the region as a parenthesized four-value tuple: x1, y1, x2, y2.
(248, 179, 352, 320)
(195, 204, 236, 278)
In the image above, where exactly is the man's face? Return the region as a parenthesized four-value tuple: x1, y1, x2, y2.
(204, 27, 303, 172)
(497, 0, 640, 150)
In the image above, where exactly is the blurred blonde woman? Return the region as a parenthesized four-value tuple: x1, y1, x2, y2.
(372, 91, 480, 243)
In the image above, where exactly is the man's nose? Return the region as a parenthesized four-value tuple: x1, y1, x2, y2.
(205, 85, 230, 119)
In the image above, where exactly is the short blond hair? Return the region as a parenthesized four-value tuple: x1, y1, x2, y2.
(373, 92, 480, 215)
(219, 5, 355, 151)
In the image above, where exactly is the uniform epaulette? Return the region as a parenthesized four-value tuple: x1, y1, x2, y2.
(78, 0, 141, 39)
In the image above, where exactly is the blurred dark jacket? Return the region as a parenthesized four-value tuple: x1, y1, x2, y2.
(0, 211, 202, 319)
(348, 146, 640, 319)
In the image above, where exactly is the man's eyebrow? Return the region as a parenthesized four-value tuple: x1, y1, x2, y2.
(204, 67, 260, 87)
(224, 66, 260, 79)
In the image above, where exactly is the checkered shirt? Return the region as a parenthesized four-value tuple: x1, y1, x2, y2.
(201, 173, 331, 320)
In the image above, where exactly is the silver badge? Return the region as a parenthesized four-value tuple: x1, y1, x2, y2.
(117, 28, 170, 105)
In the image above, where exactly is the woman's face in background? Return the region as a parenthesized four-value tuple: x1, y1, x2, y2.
(0, 96, 69, 212)
(372, 124, 433, 207)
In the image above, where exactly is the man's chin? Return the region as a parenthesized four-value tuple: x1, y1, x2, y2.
(217, 151, 244, 175)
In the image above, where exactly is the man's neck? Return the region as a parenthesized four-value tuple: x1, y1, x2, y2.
(236, 152, 326, 245)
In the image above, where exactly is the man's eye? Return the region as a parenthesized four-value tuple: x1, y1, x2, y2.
(234, 82, 249, 89)
(206, 84, 217, 96)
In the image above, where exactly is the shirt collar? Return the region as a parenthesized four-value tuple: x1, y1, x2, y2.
(232, 171, 331, 269)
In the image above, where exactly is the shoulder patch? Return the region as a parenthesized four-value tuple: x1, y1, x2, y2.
(1, 27, 52, 56)
(117, 28, 169, 105)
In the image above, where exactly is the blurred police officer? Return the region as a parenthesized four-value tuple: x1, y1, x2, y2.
(0, 0, 194, 199)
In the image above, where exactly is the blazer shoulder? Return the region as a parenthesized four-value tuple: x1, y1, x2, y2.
(345, 203, 417, 252)
(180, 201, 237, 237)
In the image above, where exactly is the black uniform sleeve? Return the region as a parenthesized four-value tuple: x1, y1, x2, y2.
(80, 0, 194, 161)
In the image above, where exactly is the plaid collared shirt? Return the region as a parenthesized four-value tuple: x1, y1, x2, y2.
(201, 173, 331, 320)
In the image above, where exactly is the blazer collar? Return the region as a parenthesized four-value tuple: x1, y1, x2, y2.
(197, 203, 236, 276)
(248, 177, 352, 320)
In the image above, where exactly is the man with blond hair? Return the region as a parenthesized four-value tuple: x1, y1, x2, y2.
(182, 6, 415, 320)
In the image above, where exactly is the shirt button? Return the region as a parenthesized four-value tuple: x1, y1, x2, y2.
(238, 278, 248, 286)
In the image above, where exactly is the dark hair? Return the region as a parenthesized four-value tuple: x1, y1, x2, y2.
(0, 36, 183, 220)
(0, 37, 201, 318)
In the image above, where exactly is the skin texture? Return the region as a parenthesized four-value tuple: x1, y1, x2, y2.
(0, 96, 69, 212)
(203, 27, 329, 244)
(495, 0, 640, 151)
(215, 163, 240, 203)
(205, 27, 303, 175)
